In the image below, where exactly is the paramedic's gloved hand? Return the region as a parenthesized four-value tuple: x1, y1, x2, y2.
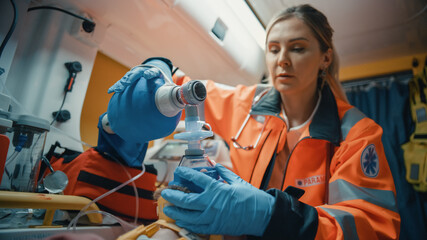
(107, 57, 180, 144)
(161, 164, 275, 236)
(108, 66, 160, 93)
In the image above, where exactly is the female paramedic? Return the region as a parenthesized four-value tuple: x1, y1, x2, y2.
(110, 4, 400, 239)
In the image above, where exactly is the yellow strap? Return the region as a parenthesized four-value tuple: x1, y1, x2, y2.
(408, 66, 427, 135)
(155, 219, 184, 232)
(116, 223, 156, 240)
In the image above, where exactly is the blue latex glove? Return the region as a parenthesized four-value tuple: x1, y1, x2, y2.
(108, 67, 161, 94)
(161, 164, 275, 236)
(107, 58, 181, 144)
(108, 57, 173, 93)
(168, 165, 220, 193)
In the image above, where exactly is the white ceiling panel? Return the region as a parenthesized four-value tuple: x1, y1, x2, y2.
(247, 0, 427, 66)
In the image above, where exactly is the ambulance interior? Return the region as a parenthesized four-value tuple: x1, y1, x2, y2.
(0, 0, 426, 239)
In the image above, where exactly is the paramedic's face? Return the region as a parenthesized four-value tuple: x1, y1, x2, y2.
(266, 17, 330, 96)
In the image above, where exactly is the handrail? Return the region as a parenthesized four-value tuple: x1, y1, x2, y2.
(0, 191, 102, 226)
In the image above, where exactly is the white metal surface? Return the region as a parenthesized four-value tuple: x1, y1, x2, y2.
(0, 226, 125, 240)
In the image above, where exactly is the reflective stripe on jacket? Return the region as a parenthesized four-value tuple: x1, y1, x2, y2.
(193, 77, 400, 239)
(50, 148, 158, 223)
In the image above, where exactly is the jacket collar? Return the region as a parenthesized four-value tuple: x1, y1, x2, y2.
(251, 86, 282, 116)
(250, 85, 341, 145)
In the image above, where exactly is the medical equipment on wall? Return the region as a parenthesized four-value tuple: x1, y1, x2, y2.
(0, 93, 13, 185)
(0, 113, 50, 192)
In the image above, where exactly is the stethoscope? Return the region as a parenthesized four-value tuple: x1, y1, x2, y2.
(232, 85, 323, 151)
(231, 112, 271, 150)
(231, 89, 272, 150)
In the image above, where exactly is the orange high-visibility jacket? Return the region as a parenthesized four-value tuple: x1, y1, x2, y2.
(179, 76, 400, 239)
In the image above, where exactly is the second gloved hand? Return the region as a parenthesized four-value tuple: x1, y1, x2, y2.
(106, 57, 180, 144)
(108, 66, 160, 93)
(161, 164, 275, 236)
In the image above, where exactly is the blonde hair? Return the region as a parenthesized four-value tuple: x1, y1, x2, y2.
(266, 4, 348, 103)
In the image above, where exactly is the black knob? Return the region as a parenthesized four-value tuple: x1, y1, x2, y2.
(52, 110, 71, 122)
(65, 61, 82, 73)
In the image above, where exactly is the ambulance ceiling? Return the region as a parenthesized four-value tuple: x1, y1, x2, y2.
(32, 0, 427, 85)
(246, 0, 427, 67)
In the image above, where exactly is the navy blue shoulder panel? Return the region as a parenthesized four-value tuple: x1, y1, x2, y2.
(310, 85, 341, 146)
(249, 84, 342, 145)
(251, 86, 282, 116)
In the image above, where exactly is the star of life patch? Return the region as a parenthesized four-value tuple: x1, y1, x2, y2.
(361, 144, 379, 178)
